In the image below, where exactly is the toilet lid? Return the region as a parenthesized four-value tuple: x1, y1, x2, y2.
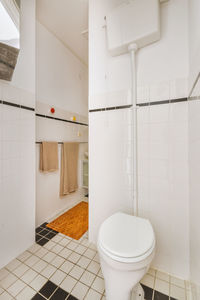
(98, 212, 155, 259)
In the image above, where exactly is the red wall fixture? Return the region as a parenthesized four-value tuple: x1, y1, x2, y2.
(50, 107, 55, 114)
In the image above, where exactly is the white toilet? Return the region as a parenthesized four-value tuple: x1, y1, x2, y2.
(97, 212, 156, 300)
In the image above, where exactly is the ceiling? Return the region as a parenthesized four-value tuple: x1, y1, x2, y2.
(36, 0, 88, 65)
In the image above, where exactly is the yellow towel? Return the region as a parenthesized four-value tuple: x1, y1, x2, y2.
(60, 142, 79, 196)
(39, 142, 58, 172)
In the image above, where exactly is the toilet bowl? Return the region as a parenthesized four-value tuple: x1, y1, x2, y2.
(97, 212, 156, 300)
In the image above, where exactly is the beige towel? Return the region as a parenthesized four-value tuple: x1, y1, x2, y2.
(60, 142, 79, 196)
(39, 142, 58, 172)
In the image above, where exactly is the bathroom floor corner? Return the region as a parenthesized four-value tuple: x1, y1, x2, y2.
(0, 221, 190, 300)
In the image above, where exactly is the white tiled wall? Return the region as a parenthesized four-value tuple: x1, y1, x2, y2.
(137, 102, 189, 278)
(189, 97, 200, 300)
(36, 102, 88, 227)
(89, 108, 133, 242)
(0, 82, 35, 269)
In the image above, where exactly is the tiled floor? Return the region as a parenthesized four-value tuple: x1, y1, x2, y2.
(0, 222, 191, 300)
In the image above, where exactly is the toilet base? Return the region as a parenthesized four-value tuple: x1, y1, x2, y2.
(131, 284, 145, 300)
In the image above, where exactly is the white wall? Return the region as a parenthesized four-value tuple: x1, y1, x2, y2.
(89, 0, 189, 278)
(0, 0, 35, 269)
(36, 20, 88, 226)
(36, 21, 88, 117)
(188, 0, 200, 297)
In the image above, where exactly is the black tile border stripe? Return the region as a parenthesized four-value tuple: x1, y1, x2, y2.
(89, 104, 133, 112)
(137, 97, 187, 107)
(89, 98, 188, 112)
(36, 113, 88, 127)
(0, 99, 35, 111)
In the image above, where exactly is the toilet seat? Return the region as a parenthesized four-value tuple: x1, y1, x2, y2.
(98, 212, 155, 263)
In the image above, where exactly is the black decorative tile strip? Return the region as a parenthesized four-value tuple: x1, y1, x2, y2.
(50, 287, 69, 299)
(154, 291, 169, 300)
(1, 100, 35, 111)
(32, 293, 46, 300)
(36, 113, 88, 126)
(39, 281, 58, 298)
(67, 295, 79, 300)
(141, 284, 153, 300)
(35, 222, 59, 246)
(137, 98, 187, 107)
(89, 104, 132, 113)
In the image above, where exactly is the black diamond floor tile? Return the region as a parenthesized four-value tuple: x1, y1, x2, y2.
(40, 222, 48, 228)
(67, 295, 79, 300)
(141, 284, 153, 300)
(36, 237, 49, 246)
(35, 227, 44, 234)
(50, 287, 69, 299)
(35, 234, 42, 242)
(32, 293, 46, 300)
(154, 290, 169, 300)
(170, 298, 178, 300)
(45, 232, 57, 239)
(39, 229, 50, 237)
(39, 281, 58, 298)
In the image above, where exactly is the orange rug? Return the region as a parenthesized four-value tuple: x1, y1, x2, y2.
(46, 201, 88, 240)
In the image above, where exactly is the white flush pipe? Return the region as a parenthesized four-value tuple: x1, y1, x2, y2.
(128, 43, 138, 216)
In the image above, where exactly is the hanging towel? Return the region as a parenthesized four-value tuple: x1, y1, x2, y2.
(60, 142, 79, 196)
(39, 142, 58, 172)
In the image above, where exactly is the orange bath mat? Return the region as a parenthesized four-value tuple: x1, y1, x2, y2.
(46, 201, 88, 240)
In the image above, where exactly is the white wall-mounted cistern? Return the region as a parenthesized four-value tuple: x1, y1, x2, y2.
(98, 1, 162, 300)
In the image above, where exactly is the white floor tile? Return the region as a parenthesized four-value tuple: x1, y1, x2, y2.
(0, 287, 3, 295)
(16, 286, 35, 300)
(50, 269, 66, 285)
(93, 253, 100, 263)
(77, 256, 91, 269)
(147, 268, 156, 276)
(0, 273, 18, 289)
(59, 248, 72, 259)
(21, 269, 37, 284)
(87, 261, 100, 275)
(68, 252, 81, 264)
(5, 259, 21, 272)
(41, 264, 56, 279)
(98, 269, 104, 279)
(7, 280, 26, 297)
(13, 264, 29, 277)
(170, 284, 186, 300)
(84, 249, 96, 260)
(28, 244, 41, 254)
(72, 282, 89, 300)
(80, 270, 95, 287)
(43, 251, 56, 263)
(17, 251, 32, 262)
(91, 276, 105, 294)
(155, 278, 169, 295)
(51, 244, 64, 254)
(43, 240, 56, 251)
(0, 291, 14, 299)
(88, 243, 97, 251)
(170, 276, 185, 288)
(75, 245, 87, 255)
(29, 274, 47, 291)
(59, 238, 70, 247)
(60, 275, 77, 293)
(24, 255, 40, 267)
(81, 239, 90, 248)
(35, 247, 49, 259)
(69, 266, 84, 280)
(67, 241, 79, 251)
(0, 268, 10, 281)
(32, 260, 48, 273)
(50, 255, 65, 268)
(51, 235, 63, 243)
(140, 274, 154, 289)
(156, 270, 170, 282)
(85, 289, 102, 300)
(60, 261, 74, 274)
